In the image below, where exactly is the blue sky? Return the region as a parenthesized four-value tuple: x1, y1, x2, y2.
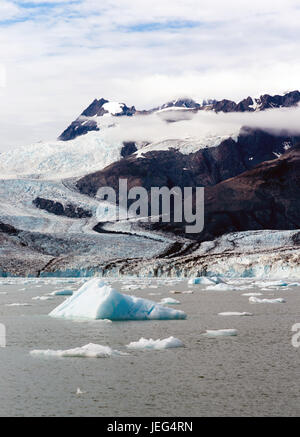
(0, 0, 300, 149)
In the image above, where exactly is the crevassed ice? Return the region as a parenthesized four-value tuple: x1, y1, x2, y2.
(49, 278, 187, 321)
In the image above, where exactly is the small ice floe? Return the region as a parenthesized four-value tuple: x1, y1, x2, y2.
(121, 285, 140, 291)
(5, 303, 31, 307)
(0, 292, 7, 295)
(160, 297, 180, 305)
(148, 292, 161, 296)
(205, 283, 237, 291)
(242, 292, 262, 296)
(287, 282, 300, 287)
(50, 289, 73, 296)
(182, 290, 194, 294)
(76, 388, 86, 395)
(249, 296, 286, 304)
(50, 279, 186, 321)
(255, 280, 288, 288)
(218, 311, 253, 316)
(30, 343, 127, 358)
(32, 295, 54, 301)
(169, 290, 182, 294)
(127, 336, 184, 350)
(149, 285, 158, 289)
(204, 329, 238, 337)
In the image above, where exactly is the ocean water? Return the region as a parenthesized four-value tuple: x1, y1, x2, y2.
(0, 277, 299, 417)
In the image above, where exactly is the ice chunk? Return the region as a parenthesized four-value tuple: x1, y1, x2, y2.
(160, 297, 180, 305)
(249, 296, 286, 303)
(242, 292, 262, 296)
(206, 283, 237, 291)
(127, 336, 184, 350)
(49, 278, 187, 321)
(204, 329, 238, 337)
(188, 277, 216, 285)
(50, 289, 73, 296)
(32, 295, 54, 301)
(5, 303, 31, 307)
(30, 343, 126, 358)
(255, 280, 288, 288)
(218, 312, 253, 316)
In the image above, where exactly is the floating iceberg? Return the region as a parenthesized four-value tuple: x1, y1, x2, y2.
(49, 278, 187, 321)
(249, 296, 286, 304)
(51, 289, 74, 296)
(160, 297, 180, 305)
(30, 343, 126, 358)
(127, 336, 184, 350)
(188, 277, 217, 285)
(32, 295, 54, 301)
(206, 283, 237, 291)
(204, 329, 238, 337)
(242, 292, 262, 296)
(218, 312, 253, 316)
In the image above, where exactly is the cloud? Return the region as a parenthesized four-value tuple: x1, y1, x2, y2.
(0, 0, 300, 150)
(96, 105, 300, 146)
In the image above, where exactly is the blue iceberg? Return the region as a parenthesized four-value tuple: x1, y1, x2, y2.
(49, 278, 187, 321)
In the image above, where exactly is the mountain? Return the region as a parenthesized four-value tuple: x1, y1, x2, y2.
(1, 90, 300, 276)
(58, 90, 300, 142)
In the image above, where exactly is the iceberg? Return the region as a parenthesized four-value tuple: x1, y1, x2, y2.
(218, 311, 253, 316)
(249, 296, 286, 304)
(30, 343, 126, 358)
(49, 278, 187, 321)
(204, 329, 238, 337)
(51, 289, 74, 296)
(188, 277, 217, 285)
(206, 283, 237, 291)
(160, 297, 180, 305)
(127, 336, 184, 350)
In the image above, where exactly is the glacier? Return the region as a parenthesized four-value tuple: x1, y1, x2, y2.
(49, 278, 187, 321)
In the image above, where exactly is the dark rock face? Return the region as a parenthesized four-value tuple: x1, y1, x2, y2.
(58, 91, 300, 141)
(33, 197, 92, 219)
(199, 148, 300, 241)
(76, 128, 300, 197)
(58, 98, 136, 141)
(0, 222, 19, 235)
(121, 142, 138, 158)
(256, 90, 300, 110)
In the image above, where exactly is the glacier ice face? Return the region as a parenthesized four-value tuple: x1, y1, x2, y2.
(127, 336, 184, 350)
(49, 278, 187, 321)
(30, 343, 126, 358)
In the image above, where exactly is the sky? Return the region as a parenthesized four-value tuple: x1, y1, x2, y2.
(0, 0, 300, 150)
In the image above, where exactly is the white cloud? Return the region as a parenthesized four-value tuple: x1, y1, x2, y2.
(0, 0, 300, 150)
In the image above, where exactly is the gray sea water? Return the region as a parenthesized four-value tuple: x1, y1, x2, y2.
(0, 277, 299, 417)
